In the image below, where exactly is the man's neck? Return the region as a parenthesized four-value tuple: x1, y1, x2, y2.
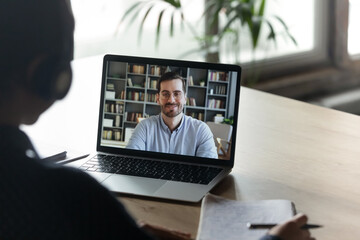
(161, 112, 183, 132)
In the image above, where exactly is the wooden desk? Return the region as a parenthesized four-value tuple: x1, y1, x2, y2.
(119, 87, 360, 240)
(24, 57, 360, 239)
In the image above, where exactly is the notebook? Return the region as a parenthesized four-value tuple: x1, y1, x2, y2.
(76, 54, 242, 202)
(197, 194, 296, 240)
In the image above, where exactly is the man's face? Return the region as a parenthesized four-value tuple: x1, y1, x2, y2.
(157, 79, 186, 118)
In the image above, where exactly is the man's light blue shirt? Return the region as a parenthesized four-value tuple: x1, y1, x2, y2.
(126, 114, 218, 159)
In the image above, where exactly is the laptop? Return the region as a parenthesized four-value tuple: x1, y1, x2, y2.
(77, 54, 241, 202)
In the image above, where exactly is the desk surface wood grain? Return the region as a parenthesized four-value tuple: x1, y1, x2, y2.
(120, 87, 360, 240)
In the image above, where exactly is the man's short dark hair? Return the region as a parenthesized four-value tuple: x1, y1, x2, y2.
(0, 0, 74, 93)
(157, 71, 186, 93)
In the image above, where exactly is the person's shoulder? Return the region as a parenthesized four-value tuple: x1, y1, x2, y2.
(139, 115, 159, 125)
(184, 115, 208, 128)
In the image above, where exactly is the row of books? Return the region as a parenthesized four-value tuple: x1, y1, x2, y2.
(129, 64, 145, 74)
(149, 65, 163, 76)
(127, 78, 144, 88)
(105, 101, 124, 114)
(147, 78, 158, 89)
(208, 71, 228, 81)
(213, 85, 227, 95)
(127, 91, 145, 101)
(186, 111, 204, 121)
(188, 76, 205, 87)
(102, 129, 122, 141)
(207, 99, 226, 109)
(125, 112, 143, 122)
(147, 93, 157, 103)
(187, 97, 197, 106)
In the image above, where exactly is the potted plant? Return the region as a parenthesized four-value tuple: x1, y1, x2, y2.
(119, 0, 297, 85)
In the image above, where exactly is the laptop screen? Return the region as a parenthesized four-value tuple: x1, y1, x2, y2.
(97, 55, 241, 167)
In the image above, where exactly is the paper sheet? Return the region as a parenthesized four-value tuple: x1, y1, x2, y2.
(197, 194, 296, 240)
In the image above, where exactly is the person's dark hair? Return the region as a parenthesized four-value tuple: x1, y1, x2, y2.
(157, 71, 186, 93)
(0, 0, 74, 97)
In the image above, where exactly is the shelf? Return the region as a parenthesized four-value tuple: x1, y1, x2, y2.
(208, 94, 227, 97)
(186, 106, 206, 110)
(188, 85, 207, 89)
(104, 112, 124, 116)
(128, 73, 146, 76)
(107, 77, 126, 81)
(125, 100, 145, 104)
(207, 108, 226, 112)
(209, 80, 229, 84)
(101, 139, 127, 148)
(124, 121, 138, 124)
(146, 102, 159, 106)
(103, 126, 123, 130)
(127, 86, 145, 90)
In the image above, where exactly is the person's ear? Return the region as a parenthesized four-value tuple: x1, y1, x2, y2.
(27, 55, 72, 100)
(156, 93, 160, 104)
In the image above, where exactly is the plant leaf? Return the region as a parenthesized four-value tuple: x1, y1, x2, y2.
(138, 4, 155, 44)
(170, 11, 175, 37)
(156, 9, 166, 47)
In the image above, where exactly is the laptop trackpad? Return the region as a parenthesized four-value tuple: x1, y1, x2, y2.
(102, 175, 166, 195)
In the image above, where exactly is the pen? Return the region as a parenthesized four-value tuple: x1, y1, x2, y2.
(56, 154, 90, 165)
(247, 223, 323, 229)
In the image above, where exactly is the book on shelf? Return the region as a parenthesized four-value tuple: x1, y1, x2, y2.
(215, 85, 227, 95)
(132, 65, 145, 74)
(150, 65, 161, 76)
(105, 91, 115, 99)
(151, 79, 158, 89)
(118, 90, 125, 100)
(196, 194, 295, 240)
(127, 78, 133, 87)
(207, 99, 225, 109)
(102, 129, 113, 140)
(186, 112, 204, 121)
(114, 130, 121, 141)
(188, 75, 194, 86)
(106, 83, 115, 91)
(126, 112, 143, 122)
(208, 71, 228, 82)
(189, 97, 197, 106)
(127, 91, 145, 101)
(147, 93, 157, 102)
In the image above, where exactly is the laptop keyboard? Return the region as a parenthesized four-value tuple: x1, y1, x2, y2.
(79, 154, 222, 185)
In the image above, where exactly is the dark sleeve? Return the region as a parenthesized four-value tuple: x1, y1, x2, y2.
(52, 167, 156, 240)
(259, 235, 283, 240)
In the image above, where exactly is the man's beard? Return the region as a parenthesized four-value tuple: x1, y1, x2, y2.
(161, 103, 183, 118)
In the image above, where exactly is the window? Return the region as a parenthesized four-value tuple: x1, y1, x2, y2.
(348, 0, 360, 57)
(71, 0, 328, 71)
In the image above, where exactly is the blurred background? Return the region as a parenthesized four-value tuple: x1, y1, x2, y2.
(70, 0, 360, 115)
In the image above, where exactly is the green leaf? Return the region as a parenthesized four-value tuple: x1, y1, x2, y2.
(273, 15, 298, 46)
(119, 1, 144, 24)
(258, 0, 266, 16)
(265, 20, 276, 47)
(138, 4, 155, 43)
(156, 9, 166, 47)
(170, 11, 175, 37)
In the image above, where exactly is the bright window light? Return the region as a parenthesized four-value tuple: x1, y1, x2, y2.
(348, 0, 360, 56)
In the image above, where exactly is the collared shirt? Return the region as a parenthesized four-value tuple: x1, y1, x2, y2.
(126, 114, 218, 159)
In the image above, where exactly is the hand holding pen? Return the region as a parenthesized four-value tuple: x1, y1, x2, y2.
(263, 213, 318, 240)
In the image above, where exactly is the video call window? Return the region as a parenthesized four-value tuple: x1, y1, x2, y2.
(100, 60, 238, 160)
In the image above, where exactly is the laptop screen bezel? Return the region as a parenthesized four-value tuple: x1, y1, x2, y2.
(96, 54, 241, 168)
